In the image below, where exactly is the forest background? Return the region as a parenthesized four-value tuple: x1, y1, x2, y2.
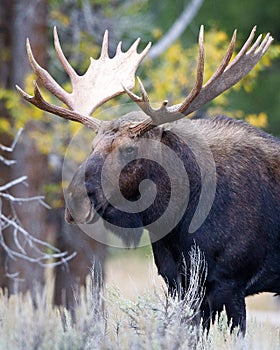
(0, 0, 280, 304)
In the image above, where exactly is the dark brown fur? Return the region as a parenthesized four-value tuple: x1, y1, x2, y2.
(66, 112, 280, 334)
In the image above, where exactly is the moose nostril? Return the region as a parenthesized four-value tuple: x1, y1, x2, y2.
(65, 207, 75, 224)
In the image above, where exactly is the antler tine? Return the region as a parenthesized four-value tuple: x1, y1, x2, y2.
(26, 37, 72, 107)
(179, 27, 273, 115)
(15, 82, 101, 130)
(178, 25, 205, 112)
(139, 40, 152, 59)
(255, 32, 273, 54)
(122, 76, 148, 103)
(116, 41, 123, 54)
(127, 26, 273, 134)
(124, 76, 169, 122)
(124, 76, 181, 129)
(227, 26, 257, 68)
(16, 35, 101, 130)
(247, 35, 263, 55)
(100, 30, 110, 59)
(17, 27, 152, 130)
(125, 25, 205, 127)
(202, 29, 236, 89)
(53, 26, 78, 83)
(128, 37, 141, 53)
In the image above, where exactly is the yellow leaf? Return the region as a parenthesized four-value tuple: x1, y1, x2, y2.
(245, 112, 268, 128)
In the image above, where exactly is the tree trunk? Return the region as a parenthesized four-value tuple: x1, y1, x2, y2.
(51, 209, 106, 309)
(0, 0, 48, 294)
(0, 0, 106, 303)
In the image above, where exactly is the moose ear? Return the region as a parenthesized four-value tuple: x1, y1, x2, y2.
(143, 126, 163, 140)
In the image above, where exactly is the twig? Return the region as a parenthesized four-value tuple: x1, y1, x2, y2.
(0, 128, 23, 152)
(0, 154, 16, 166)
(0, 176, 28, 191)
(0, 129, 76, 275)
(149, 0, 204, 59)
(1, 214, 60, 252)
(0, 192, 45, 203)
(0, 214, 76, 267)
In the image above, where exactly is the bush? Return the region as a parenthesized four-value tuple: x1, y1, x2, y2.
(0, 246, 279, 349)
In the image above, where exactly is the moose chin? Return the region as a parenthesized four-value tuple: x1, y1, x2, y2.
(17, 25, 279, 335)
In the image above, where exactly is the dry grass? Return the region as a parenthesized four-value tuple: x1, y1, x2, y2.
(106, 248, 280, 313)
(0, 248, 279, 349)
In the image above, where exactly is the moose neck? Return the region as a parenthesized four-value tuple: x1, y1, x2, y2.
(141, 128, 203, 241)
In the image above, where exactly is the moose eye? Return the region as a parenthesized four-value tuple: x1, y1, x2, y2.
(126, 146, 136, 155)
(121, 146, 137, 160)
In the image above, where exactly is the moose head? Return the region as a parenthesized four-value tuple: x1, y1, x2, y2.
(16, 26, 273, 246)
(17, 26, 280, 335)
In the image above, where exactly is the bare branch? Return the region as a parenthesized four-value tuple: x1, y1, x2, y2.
(0, 129, 23, 166)
(0, 192, 45, 204)
(149, 0, 204, 59)
(0, 131, 76, 276)
(0, 155, 16, 166)
(0, 128, 23, 152)
(0, 213, 77, 267)
(0, 176, 28, 191)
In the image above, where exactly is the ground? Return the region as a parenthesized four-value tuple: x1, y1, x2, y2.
(105, 248, 280, 327)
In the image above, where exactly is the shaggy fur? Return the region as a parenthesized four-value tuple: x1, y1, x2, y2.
(67, 112, 280, 334)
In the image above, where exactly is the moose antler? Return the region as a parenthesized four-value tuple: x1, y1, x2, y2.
(125, 25, 273, 135)
(16, 27, 151, 131)
(16, 26, 273, 135)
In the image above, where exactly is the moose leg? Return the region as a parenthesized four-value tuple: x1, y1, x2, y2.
(200, 297, 211, 331)
(151, 241, 179, 294)
(208, 282, 246, 335)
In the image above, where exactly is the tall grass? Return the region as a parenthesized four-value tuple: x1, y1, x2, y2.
(0, 247, 279, 349)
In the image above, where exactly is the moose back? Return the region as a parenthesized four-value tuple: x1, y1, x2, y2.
(17, 26, 278, 334)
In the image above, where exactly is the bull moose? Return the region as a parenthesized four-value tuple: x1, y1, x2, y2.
(17, 26, 278, 334)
